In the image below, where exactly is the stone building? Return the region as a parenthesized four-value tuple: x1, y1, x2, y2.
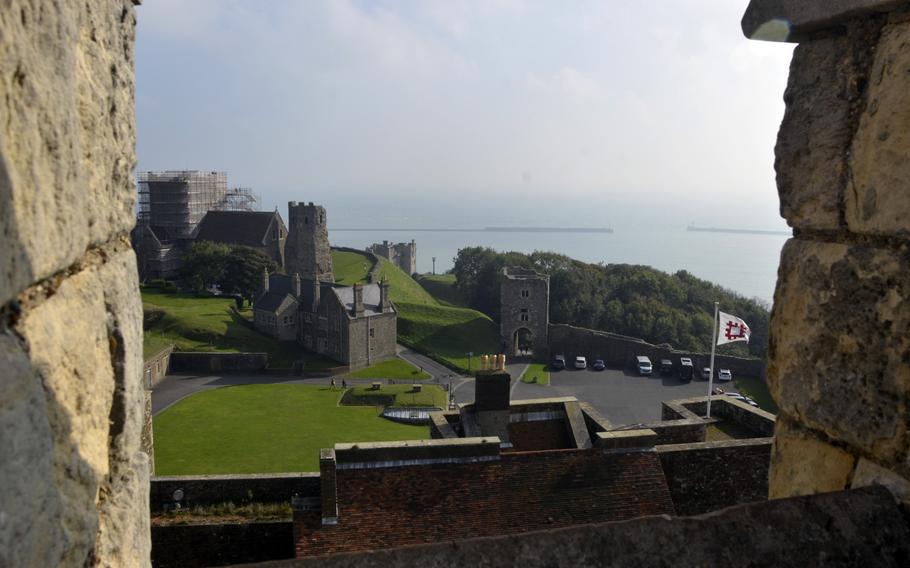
(500, 267, 550, 358)
(253, 271, 301, 341)
(285, 201, 334, 284)
(369, 239, 417, 275)
(300, 280, 397, 369)
(194, 210, 287, 267)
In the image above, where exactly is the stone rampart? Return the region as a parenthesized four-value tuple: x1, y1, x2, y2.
(658, 438, 773, 516)
(168, 351, 269, 373)
(548, 323, 766, 378)
(144, 344, 174, 387)
(151, 522, 294, 567)
(150, 473, 320, 512)
(0, 1, 149, 565)
(745, 0, 910, 501)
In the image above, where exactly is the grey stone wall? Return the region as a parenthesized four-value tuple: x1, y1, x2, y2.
(152, 522, 294, 568)
(285, 202, 334, 284)
(150, 473, 320, 512)
(0, 1, 149, 565)
(143, 343, 174, 388)
(346, 312, 397, 370)
(658, 439, 772, 516)
(168, 352, 269, 373)
(500, 267, 550, 358)
(756, 2, 910, 500)
(549, 323, 766, 378)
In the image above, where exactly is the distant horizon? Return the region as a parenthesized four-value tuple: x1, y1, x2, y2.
(136, 1, 794, 232)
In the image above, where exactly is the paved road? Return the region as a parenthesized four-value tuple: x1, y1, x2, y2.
(512, 366, 720, 425)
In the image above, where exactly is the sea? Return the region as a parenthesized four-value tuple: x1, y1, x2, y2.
(328, 226, 788, 305)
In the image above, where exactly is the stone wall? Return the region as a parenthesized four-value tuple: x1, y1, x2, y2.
(150, 473, 320, 512)
(753, 1, 910, 501)
(152, 522, 294, 568)
(658, 439, 773, 516)
(168, 351, 269, 373)
(501, 267, 550, 358)
(0, 1, 149, 566)
(143, 343, 174, 387)
(548, 323, 766, 378)
(346, 311, 397, 370)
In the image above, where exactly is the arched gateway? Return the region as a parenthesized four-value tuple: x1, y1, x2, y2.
(500, 267, 549, 359)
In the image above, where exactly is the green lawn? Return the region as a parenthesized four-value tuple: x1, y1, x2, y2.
(378, 258, 437, 304)
(341, 384, 447, 408)
(733, 375, 778, 414)
(520, 362, 550, 385)
(415, 273, 469, 307)
(344, 358, 431, 381)
(332, 250, 375, 285)
(141, 288, 336, 369)
(153, 384, 428, 474)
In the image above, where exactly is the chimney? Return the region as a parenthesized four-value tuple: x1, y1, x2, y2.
(262, 268, 270, 293)
(380, 278, 391, 313)
(474, 357, 511, 445)
(293, 273, 301, 298)
(352, 283, 364, 317)
(319, 449, 338, 525)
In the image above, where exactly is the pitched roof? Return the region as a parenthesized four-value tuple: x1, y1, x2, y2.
(194, 211, 285, 247)
(254, 274, 297, 312)
(294, 448, 675, 557)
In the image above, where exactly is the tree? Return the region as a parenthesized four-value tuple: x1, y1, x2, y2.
(220, 246, 279, 306)
(179, 241, 232, 293)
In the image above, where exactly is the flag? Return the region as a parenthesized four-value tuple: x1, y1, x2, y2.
(717, 311, 750, 345)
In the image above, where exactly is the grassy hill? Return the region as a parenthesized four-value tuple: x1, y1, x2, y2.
(415, 273, 469, 307)
(332, 250, 374, 285)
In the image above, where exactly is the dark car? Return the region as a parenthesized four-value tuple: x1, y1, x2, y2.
(678, 357, 694, 382)
(592, 359, 606, 371)
(551, 355, 566, 370)
(659, 359, 673, 375)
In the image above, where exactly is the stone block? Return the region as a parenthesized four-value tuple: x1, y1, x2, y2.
(742, 0, 903, 42)
(774, 15, 882, 230)
(846, 17, 910, 236)
(769, 239, 909, 469)
(3, 247, 148, 566)
(0, 0, 138, 306)
(769, 416, 856, 498)
(851, 457, 910, 505)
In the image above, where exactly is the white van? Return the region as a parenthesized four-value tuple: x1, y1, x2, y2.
(636, 356, 652, 376)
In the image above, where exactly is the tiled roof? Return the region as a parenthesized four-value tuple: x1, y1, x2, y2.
(255, 274, 297, 312)
(295, 448, 675, 558)
(195, 211, 284, 247)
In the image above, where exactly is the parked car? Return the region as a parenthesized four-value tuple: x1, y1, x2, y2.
(593, 359, 606, 371)
(659, 359, 673, 375)
(574, 356, 587, 369)
(717, 369, 733, 382)
(636, 356, 652, 376)
(701, 367, 712, 380)
(678, 357, 694, 382)
(551, 355, 566, 370)
(724, 392, 759, 407)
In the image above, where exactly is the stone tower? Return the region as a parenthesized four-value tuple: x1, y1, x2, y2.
(285, 201, 334, 283)
(500, 267, 549, 359)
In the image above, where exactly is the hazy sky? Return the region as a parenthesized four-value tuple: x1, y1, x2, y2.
(136, 1, 794, 229)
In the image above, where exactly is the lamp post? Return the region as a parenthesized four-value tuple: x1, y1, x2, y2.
(432, 257, 436, 275)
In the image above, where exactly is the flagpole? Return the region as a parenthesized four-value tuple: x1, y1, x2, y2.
(707, 301, 718, 418)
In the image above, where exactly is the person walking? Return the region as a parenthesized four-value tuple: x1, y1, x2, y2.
(330, 377, 336, 390)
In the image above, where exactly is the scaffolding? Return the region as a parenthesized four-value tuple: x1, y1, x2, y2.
(137, 171, 260, 241)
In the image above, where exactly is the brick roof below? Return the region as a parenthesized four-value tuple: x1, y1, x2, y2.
(295, 448, 675, 558)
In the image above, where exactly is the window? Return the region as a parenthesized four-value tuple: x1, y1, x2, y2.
(521, 289, 530, 298)
(369, 328, 375, 338)
(520, 308, 529, 322)
(304, 216, 309, 224)
(283, 316, 289, 325)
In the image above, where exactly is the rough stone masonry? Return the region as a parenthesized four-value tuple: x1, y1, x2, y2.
(745, 0, 910, 502)
(0, 1, 150, 567)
